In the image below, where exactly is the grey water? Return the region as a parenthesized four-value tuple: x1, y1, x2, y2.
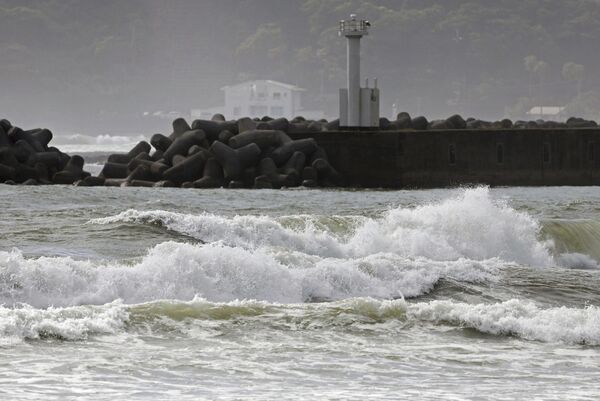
(1, 185, 600, 400)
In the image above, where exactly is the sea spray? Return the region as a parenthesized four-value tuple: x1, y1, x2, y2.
(0, 301, 128, 344)
(91, 187, 554, 265)
(0, 244, 500, 307)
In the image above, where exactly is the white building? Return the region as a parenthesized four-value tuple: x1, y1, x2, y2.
(526, 106, 566, 120)
(192, 80, 323, 120)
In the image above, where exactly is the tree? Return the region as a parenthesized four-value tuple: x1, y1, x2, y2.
(524, 55, 548, 108)
(562, 62, 585, 98)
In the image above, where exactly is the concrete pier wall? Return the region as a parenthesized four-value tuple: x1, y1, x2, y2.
(290, 128, 600, 188)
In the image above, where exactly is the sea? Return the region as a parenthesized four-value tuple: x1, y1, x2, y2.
(1, 137, 600, 400)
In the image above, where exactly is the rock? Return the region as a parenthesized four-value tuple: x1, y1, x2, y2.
(429, 120, 452, 130)
(395, 112, 412, 129)
(379, 117, 392, 130)
(411, 116, 429, 130)
(446, 114, 466, 129)
(218, 130, 234, 144)
(211, 113, 226, 122)
(567, 117, 597, 128)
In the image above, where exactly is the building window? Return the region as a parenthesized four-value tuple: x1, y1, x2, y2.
(273, 92, 281, 100)
(257, 92, 267, 100)
(543, 142, 551, 164)
(270, 106, 284, 117)
(496, 143, 504, 164)
(249, 105, 268, 116)
(448, 144, 456, 165)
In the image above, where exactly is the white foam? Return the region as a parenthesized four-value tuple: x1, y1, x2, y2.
(0, 243, 500, 308)
(90, 187, 554, 266)
(0, 301, 128, 344)
(408, 299, 600, 345)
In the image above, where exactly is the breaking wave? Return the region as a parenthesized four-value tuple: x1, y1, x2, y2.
(90, 186, 553, 266)
(3, 297, 598, 346)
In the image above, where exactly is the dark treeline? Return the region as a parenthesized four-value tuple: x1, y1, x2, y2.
(1, 0, 599, 133)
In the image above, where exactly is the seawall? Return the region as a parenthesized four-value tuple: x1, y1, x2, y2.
(290, 128, 600, 188)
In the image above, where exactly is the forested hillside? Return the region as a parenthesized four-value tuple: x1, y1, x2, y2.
(1, 0, 599, 132)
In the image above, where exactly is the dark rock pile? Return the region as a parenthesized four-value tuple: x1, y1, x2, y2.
(0, 119, 90, 185)
(94, 115, 342, 189)
(378, 113, 598, 131)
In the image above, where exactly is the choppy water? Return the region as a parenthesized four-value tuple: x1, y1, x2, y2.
(1, 185, 600, 400)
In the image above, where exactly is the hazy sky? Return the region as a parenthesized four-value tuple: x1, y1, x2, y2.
(1, 0, 599, 134)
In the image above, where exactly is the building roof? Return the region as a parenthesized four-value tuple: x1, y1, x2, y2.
(221, 80, 305, 92)
(527, 106, 565, 116)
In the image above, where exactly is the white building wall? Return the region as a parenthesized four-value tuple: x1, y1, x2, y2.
(193, 80, 310, 120)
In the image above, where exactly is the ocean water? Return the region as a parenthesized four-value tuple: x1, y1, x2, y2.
(1, 184, 600, 400)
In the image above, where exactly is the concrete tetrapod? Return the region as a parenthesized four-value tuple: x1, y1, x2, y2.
(128, 159, 169, 181)
(192, 119, 239, 142)
(257, 157, 295, 189)
(99, 162, 129, 179)
(163, 150, 210, 184)
(0, 126, 10, 147)
(170, 118, 192, 141)
(193, 158, 224, 188)
(150, 134, 172, 153)
(270, 138, 318, 166)
(53, 155, 85, 184)
(312, 158, 343, 187)
(163, 130, 206, 164)
(209, 141, 261, 181)
(229, 130, 291, 150)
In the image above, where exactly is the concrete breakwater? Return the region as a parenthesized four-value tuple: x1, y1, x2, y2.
(2, 113, 600, 188)
(93, 115, 342, 189)
(0, 119, 91, 185)
(292, 127, 600, 188)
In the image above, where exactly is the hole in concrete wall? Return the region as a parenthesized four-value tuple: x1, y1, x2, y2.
(543, 142, 551, 164)
(496, 143, 504, 164)
(448, 144, 456, 165)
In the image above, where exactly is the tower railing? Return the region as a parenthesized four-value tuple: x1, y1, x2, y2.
(339, 19, 369, 36)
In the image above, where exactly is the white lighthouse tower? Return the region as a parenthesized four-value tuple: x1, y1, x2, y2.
(339, 14, 380, 128)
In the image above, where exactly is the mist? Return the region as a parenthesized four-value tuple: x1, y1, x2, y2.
(1, 0, 599, 136)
